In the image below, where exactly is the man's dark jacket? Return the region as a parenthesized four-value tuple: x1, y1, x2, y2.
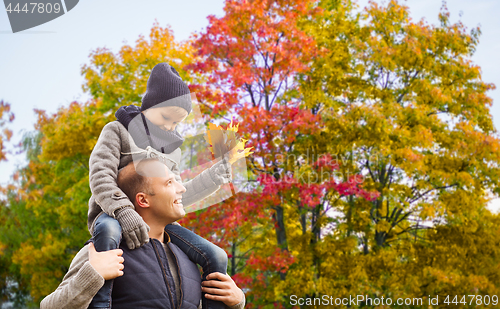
(112, 237, 201, 309)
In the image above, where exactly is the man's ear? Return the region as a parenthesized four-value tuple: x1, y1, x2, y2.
(135, 193, 150, 209)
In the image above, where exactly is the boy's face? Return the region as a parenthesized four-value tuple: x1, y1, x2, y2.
(142, 106, 188, 131)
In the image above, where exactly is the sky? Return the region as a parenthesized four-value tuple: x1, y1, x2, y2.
(0, 0, 499, 207)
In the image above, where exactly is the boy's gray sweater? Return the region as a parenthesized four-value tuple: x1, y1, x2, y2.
(87, 121, 221, 233)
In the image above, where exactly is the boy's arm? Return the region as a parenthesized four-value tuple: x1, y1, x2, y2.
(89, 122, 133, 215)
(40, 245, 104, 309)
(89, 122, 149, 249)
(175, 157, 231, 208)
(178, 168, 220, 207)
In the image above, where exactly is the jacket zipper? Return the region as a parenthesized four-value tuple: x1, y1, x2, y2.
(152, 239, 176, 308)
(169, 243, 184, 309)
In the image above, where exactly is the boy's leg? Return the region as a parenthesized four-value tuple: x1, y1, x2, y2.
(164, 224, 227, 309)
(89, 213, 122, 309)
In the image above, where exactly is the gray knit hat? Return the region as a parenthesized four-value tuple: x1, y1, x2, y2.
(141, 63, 192, 114)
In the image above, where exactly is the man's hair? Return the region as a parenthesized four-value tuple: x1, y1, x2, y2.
(117, 159, 164, 207)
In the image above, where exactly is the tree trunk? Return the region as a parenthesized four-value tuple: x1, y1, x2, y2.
(230, 241, 236, 276)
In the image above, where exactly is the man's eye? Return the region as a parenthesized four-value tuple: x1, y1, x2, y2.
(163, 116, 169, 120)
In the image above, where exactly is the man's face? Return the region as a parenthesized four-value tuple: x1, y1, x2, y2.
(145, 164, 187, 223)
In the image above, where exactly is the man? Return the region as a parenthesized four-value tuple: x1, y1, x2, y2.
(40, 159, 245, 309)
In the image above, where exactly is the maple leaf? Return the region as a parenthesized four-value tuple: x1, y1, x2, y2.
(204, 120, 253, 164)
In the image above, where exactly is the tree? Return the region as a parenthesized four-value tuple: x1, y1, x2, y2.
(301, 0, 500, 250)
(0, 101, 14, 162)
(185, 0, 378, 306)
(293, 0, 500, 306)
(0, 101, 22, 306)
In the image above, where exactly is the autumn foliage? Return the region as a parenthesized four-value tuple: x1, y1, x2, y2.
(1, 0, 500, 308)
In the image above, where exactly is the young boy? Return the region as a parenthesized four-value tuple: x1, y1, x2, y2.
(87, 63, 232, 309)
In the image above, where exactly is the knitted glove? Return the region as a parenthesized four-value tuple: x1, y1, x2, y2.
(209, 155, 232, 186)
(115, 207, 150, 250)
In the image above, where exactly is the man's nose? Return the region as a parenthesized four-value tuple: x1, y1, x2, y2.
(177, 183, 186, 194)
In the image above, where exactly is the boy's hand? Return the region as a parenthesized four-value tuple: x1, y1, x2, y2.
(209, 155, 232, 185)
(115, 208, 150, 250)
(88, 242, 125, 280)
(201, 272, 244, 307)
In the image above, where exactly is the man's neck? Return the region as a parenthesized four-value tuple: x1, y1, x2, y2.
(148, 226, 165, 243)
(140, 212, 174, 243)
